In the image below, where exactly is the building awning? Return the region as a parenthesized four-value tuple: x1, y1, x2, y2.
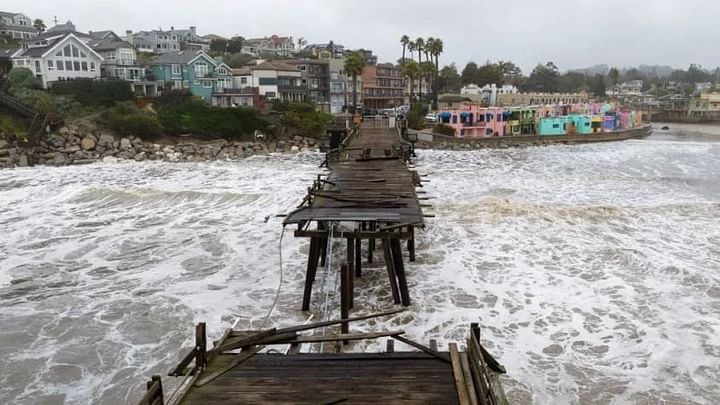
(439, 112, 452, 119)
(460, 112, 470, 118)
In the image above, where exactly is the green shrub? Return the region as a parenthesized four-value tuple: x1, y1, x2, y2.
(157, 100, 270, 140)
(0, 115, 27, 142)
(13, 88, 57, 113)
(100, 101, 163, 138)
(278, 102, 332, 138)
(51, 79, 134, 106)
(433, 123, 456, 136)
(7, 67, 41, 93)
(155, 89, 194, 107)
(406, 103, 428, 130)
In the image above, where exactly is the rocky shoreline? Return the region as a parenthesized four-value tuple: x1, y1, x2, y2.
(0, 125, 320, 169)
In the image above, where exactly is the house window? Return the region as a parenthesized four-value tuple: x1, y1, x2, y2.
(217, 68, 226, 75)
(240, 77, 247, 84)
(183, 80, 189, 87)
(90, 62, 96, 72)
(195, 61, 209, 76)
(265, 91, 276, 98)
(65, 61, 73, 71)
(194, 80, 200, 85)
(81, 52, 87, 58)
(202, 81, 212, 88)
(56, 60, 64, 70)
(35, 60, 41, 73)
(47, 60, 54, 70)
(174, 80, 182, 89)
(81, 62, 88, 71)
(552, 123, 560, 129)
(171, 64, 181, 75)
(63, 45, 71, 57)
(72, 45, 79, 57)
(74, 61, 81, 71)
(56, 51, 62, 57)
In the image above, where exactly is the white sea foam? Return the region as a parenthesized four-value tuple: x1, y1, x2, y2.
(1, 132, 719, 404)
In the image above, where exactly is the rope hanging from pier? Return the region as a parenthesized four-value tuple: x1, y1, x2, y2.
(261, 225, 287, 329)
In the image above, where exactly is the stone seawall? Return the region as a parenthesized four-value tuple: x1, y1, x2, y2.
(0, 126, 320, 169)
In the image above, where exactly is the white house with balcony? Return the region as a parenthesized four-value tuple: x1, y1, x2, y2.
(11, 32, 103, 88)
(88, 30, 159, 95)
(0, 11, 36, 40)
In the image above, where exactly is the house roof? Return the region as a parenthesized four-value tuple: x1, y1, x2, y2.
(35, 29, 90, 41)
(88, 30, 116, 40)
(148, 50, 215, 65)
(0, 11, 23, 18)
(0, 47, 20, 60)
(232, 68, 252, 76)
(254, 61, 297, 71)
(89, 38, 132, 52)
(14, 33, 103, 60)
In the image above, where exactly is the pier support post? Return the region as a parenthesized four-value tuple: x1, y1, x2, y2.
(195, 323, 207, 370)
(302, 237, 322, 311)
(368, 221, 375, 264)
(346, 238, 355, 309)
(340, 263, 350, 334)
(381, 239, 401, 304)
(319, 222, 327, 268)
(407, 226, 416, 262)
(390, 239, 411, 306)
(355, 235, 362, 278)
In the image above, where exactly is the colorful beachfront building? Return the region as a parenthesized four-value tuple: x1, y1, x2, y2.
(439, 102, 641, 138)
(438, 103, 507, 137)
(506, 107, 536, 135)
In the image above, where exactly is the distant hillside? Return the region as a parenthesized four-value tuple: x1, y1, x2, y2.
(634, 65, 674, 78)
(568, 64, 609, 76)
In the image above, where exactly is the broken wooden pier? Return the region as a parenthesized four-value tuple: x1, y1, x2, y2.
(138, 312, 508, 405)
(283, 119, 427, 326)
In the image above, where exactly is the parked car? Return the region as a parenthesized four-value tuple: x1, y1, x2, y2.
(424, 113, 438, 123)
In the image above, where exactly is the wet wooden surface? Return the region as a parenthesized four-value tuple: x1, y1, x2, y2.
(179, 352, 459, 405)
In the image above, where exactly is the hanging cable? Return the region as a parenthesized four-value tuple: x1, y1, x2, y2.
(260, 225, 286, 329)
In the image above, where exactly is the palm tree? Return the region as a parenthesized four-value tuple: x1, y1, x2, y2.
(428, 38, 444, 106)
(33, 19, 46, 33)
(420, 61, 436, 105)
(407, 41, 416, 62)
(414, 38, 425, 99)
(400, 35, 410, 67)
(403, 60, 420, 103)
(344, 51, 366, 113)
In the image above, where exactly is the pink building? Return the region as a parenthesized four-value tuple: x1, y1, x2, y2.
(438, 103, 507, 137)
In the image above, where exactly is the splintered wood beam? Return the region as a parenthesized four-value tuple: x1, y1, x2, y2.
(391, 335, 451, 364)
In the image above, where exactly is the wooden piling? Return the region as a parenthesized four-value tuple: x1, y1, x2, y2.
(354, 235, 362, 278)
(340, 264, 350, 334)
(302, 237, 322, 311)
(381, 239, 401, 304)
(346, 238, 355, 309)
(408, 226, 416, 262)
(390, 239, 411, 306)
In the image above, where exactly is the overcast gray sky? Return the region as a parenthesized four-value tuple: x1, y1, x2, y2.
(9, 0, 717, 74)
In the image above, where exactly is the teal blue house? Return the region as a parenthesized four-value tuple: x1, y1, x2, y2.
(538, 116, 569, 136)
(566, 114, 594, 134)
(148, 50, 233, 102)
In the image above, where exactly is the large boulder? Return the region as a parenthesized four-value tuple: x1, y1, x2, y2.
(47, 134, 65, 148)
(81, 137, 96, 151)
(97, 134, 115, 147)
(0, 139, 8, 149)
(120, 138, 132, 150)
(52, 152, 66, 165)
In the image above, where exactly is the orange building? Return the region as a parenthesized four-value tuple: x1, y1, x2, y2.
(362, 63, 404, 110)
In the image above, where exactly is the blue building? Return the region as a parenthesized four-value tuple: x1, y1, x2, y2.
(148, 50, 233, 101)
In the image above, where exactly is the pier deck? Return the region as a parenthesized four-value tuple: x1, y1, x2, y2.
(283, 120, 426, 320)
(138, 316, 508, 405)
